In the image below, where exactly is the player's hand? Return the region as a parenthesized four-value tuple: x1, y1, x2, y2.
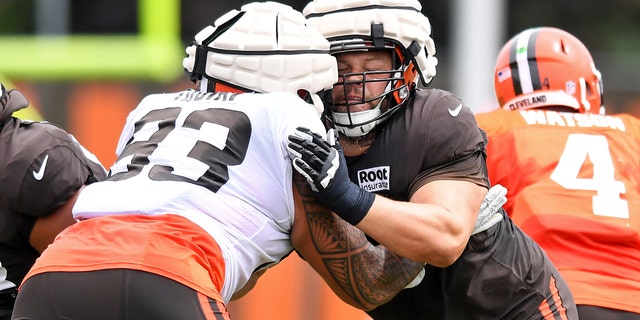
(287, 127, 375, 225)
(472, 184, 507, 235)
(287, 127, 339, 193)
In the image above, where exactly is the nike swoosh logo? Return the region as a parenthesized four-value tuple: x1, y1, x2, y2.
(448, 104, 463, 117)
(33, 154, 49, 181)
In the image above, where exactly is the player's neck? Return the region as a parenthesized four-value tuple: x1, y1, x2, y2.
(340, 133, 375, 157)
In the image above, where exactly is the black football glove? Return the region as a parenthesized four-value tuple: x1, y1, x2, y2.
(287, 127, 375, 225)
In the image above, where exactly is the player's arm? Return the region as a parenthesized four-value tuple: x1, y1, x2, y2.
(288, 127, 504, 266)
(29, 186, 84, 253)
(358, 180, 485, 266)
(26, 132, 105, 253)
(290, 173, 424, 311)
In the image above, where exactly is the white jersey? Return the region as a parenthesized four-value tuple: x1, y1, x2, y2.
(73, 89, 326, 302)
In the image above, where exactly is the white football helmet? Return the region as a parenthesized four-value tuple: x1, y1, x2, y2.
(183, 1, 338, 98)
(303, 0, 438, 137)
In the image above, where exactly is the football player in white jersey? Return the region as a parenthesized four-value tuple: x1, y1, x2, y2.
(11, 2, 431, 319)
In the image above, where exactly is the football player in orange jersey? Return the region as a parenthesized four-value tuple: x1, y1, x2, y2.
(476, 27, 640, 320)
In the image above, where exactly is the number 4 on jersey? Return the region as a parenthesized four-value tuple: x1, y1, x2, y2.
(550, 133, 629, 219)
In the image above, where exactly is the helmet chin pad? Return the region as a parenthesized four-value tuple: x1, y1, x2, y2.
(332, 107, 382, 137)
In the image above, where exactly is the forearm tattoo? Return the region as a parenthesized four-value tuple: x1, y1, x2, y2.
(293, 174, 425, 308)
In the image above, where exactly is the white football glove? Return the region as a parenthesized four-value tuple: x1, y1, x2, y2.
(472, 184, 507, 235)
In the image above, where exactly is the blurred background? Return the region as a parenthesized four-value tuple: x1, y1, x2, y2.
(1, 0, 639, 319)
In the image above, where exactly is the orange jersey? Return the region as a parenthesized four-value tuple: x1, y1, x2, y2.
(476, 108, 640, 313)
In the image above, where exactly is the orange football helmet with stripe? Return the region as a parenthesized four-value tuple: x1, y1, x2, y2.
(494, 27, 604, 114)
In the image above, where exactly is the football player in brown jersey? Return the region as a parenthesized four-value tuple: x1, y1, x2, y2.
(288, 0, 579, 319)
(0, 83, 106, 319)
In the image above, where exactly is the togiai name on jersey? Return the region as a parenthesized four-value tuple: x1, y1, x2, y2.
(173, 90, 237, 102)
(357, 166, 390, 192)
(520, 109, 626, 131)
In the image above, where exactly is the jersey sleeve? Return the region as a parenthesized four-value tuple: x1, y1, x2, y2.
(7, 122, 100, 218)
(68, 134, 107, 181)
(274, 92, 327, 147)
(407, 90, 490, 195)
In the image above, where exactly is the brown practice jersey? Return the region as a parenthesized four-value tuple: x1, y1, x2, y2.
(349, 89, 573, 320)
(476, 108, 640, 314)
(344, 89, 488, 200)
(0, 89, 106, 298)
